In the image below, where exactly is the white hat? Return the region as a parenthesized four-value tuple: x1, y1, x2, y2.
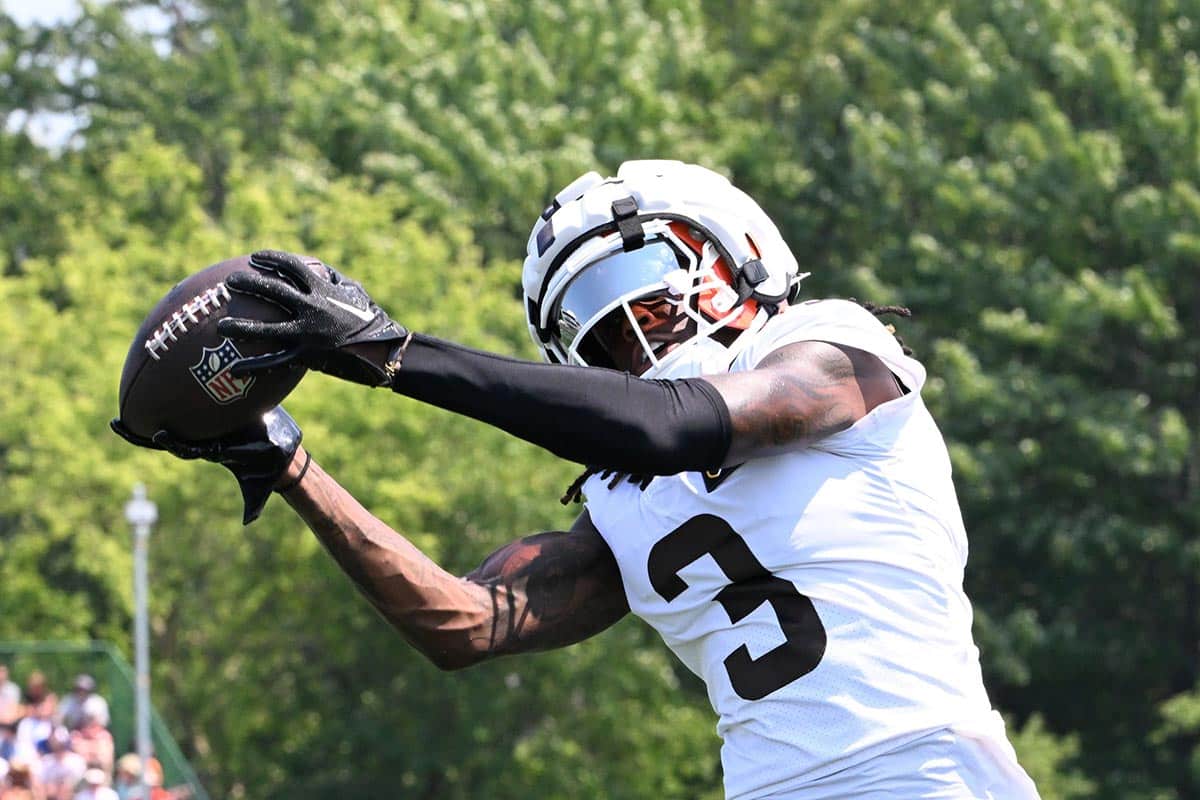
(84, 767, 107, 785)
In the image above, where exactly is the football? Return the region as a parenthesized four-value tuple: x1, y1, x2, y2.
(116, 255, 308, 441)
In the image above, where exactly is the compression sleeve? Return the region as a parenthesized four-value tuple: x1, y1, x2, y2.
(389, 334, 732, 474)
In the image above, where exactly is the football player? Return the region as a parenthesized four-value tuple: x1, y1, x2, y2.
(114, 161, 1040, 799)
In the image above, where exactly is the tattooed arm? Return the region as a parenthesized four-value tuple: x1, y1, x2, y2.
(278, 450, 628, 670)
(702, 341, 904, 466)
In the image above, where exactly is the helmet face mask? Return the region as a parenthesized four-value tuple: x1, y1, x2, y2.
(548, 222, 757, 376)
(587, 295, 696, 375)
(551, 235, 689, 364)
(523, 161, 803, 378)
(550, 224, 712, 371)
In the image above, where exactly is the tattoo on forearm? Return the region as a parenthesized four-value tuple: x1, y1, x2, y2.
(468, 531, 627, 657)
(283, 458, 626, 668)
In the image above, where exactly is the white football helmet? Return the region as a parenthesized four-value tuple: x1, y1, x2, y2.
(522, 160, 805, 379)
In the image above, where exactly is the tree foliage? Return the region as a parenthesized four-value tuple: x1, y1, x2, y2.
(1, 0, 1197, 797)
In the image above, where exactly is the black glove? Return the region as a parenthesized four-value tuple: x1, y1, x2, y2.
(217, 249, 409, 387)
(110, 408, 303, 525)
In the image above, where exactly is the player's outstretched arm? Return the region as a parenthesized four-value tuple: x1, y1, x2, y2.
(218, 251, 887, 477)
(276, 447, 630, 670)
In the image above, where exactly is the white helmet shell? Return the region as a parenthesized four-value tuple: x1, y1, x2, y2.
(522, 160, 802, 376)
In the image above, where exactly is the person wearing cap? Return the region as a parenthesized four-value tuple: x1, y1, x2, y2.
(111, 757, 170, 800)
(57, 678, 108, 733)
(111, 755, 140, 800)
(72, 768, 117, 800)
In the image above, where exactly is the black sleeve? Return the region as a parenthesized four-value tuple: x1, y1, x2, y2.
(389, 334, 732, 474)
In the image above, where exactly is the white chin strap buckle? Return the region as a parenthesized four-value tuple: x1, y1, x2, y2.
(710, 284, 738, 313)
(662, 268, 691, 298)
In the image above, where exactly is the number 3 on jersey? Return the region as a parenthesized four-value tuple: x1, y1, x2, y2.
(647, 514, 827, 701)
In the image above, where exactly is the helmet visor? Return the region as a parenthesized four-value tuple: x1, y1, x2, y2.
(553, 240, 684, 352)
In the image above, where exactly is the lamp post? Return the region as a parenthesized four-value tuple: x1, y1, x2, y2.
(124, 484, 157, 799)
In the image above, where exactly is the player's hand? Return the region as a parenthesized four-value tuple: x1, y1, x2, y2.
(110, 407, 302, 525)
(216, 249, 409, 387)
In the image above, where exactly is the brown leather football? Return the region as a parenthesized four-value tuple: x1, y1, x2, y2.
(116, 255, 307, 440)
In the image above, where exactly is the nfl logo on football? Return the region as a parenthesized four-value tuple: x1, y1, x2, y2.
(190, 339, 255, 404)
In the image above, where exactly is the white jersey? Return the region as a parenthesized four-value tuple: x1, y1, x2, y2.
(584, 300, 1039, 799)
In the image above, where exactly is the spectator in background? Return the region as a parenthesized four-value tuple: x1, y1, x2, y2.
(1, 758, 45, 800)
(57, 679, 107, 733)
(38, 728, 85, 800)
(111, 758, 176, 800)
(13, 698, 55, 763)
(0, 723, 16, 762)
(110, 756, 139, 800)
(19, 675, 52, 722)
(0, 667, 20, 725)
(68, 714, 112, 780)
(72, 769, 117, 800)
(141, 761, 175, 800)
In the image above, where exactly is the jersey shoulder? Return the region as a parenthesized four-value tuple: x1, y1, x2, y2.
(736, 298, 927, 391)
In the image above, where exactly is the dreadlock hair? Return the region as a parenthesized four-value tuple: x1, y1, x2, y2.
(852, 299, 914, 355)
(561, 468, 654, 505)
(559, 298, 914, 504)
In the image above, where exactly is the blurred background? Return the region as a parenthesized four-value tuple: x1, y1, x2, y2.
(0, 0, 1196, 797)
